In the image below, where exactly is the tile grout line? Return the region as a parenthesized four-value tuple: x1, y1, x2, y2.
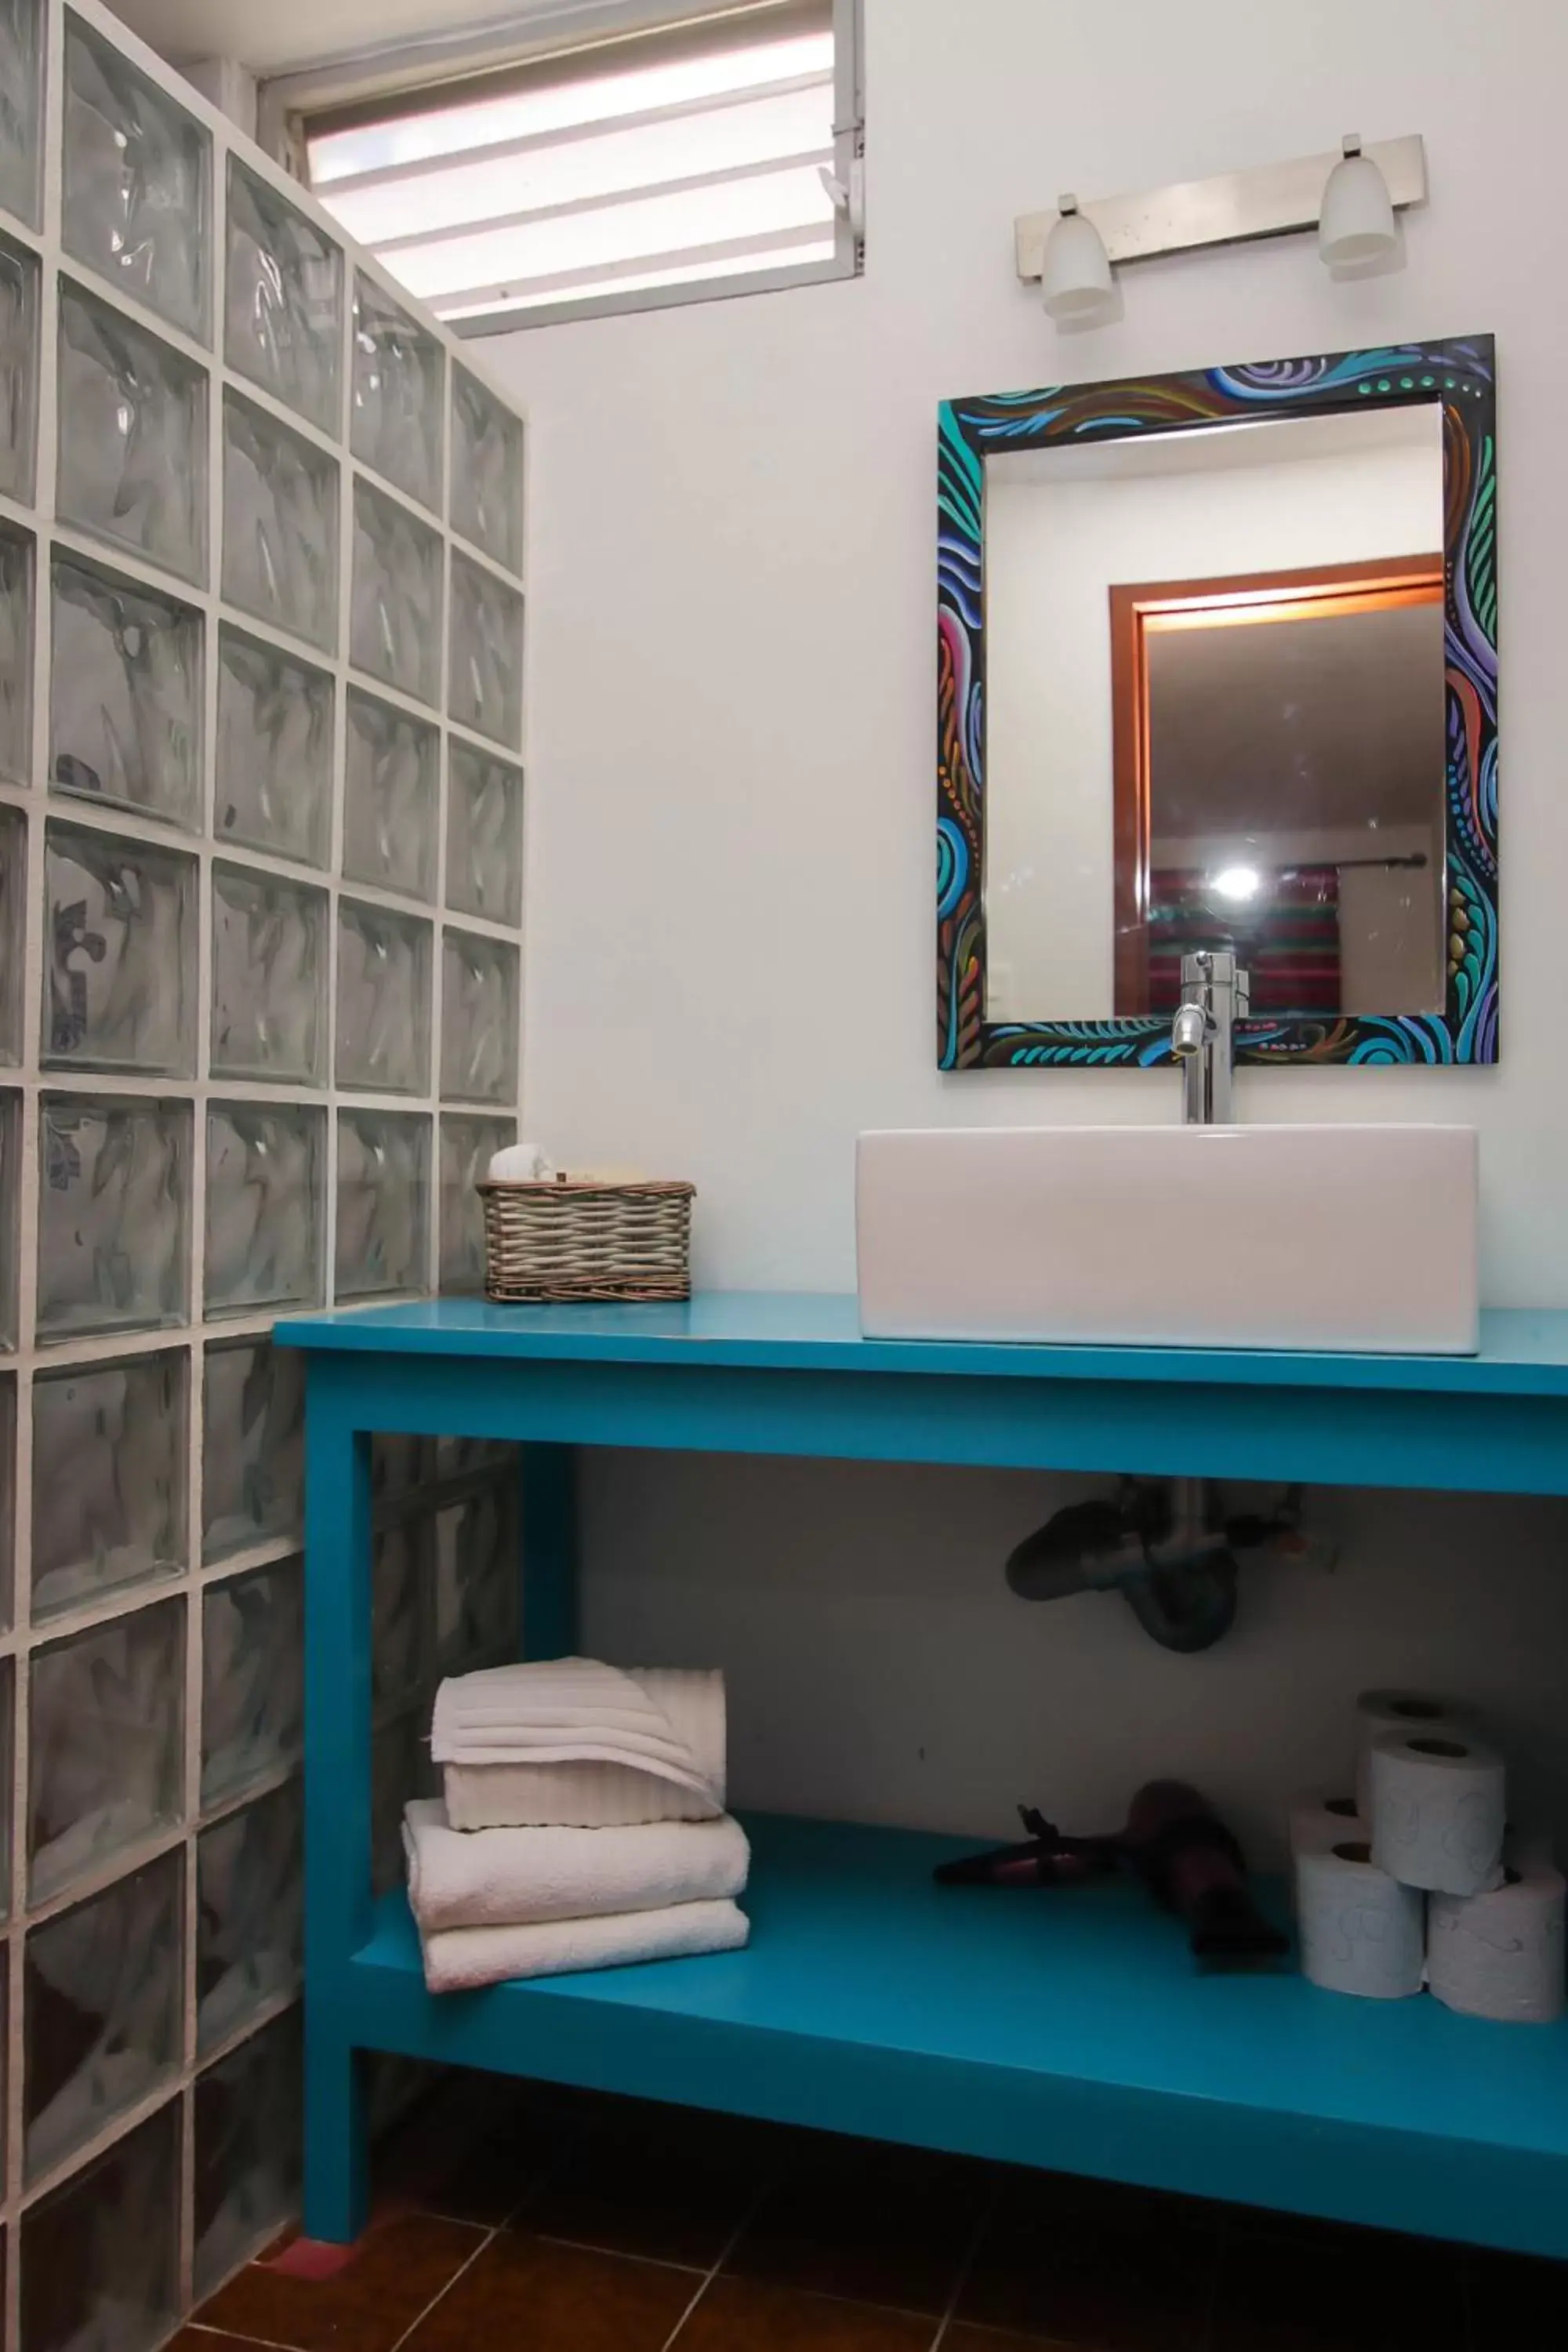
(927, 2174, 1002, 2352)
(385, 2222, 500, 2352)
(176, 2324, 303, 2350)
(659, 2165, 784, 2350)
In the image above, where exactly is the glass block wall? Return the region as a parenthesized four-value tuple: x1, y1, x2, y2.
(0, 0, 528, 2343)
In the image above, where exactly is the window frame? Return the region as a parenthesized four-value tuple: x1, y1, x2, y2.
(258, 0, 863, 336)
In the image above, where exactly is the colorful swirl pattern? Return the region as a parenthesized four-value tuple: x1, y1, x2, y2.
(936, 336, 1499, 1069)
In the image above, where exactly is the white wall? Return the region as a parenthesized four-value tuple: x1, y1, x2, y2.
(984, 426, 1441, 1017)
(489, 0, 1568, 1849)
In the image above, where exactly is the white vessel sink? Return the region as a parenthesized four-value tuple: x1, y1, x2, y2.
(856, 1124, 1479, 1356)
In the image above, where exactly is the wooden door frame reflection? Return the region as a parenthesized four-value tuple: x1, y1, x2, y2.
(1109, 553, 1445, 1017)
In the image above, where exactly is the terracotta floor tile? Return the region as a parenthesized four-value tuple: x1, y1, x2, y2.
(942, 2328, 1065, 2352)
(1468, 2247, 1568, 2350)
(525, 2099, 776, 2267)
(400, 2230, 699, 2350)
(728, 2136, 991, 2317)
(194, 2212, 485, 2352)
(168, 2335, 280, 2350)
(671, 2274, 937, 2350)
(1214, 2220, 1467, 2352)
(957, 2172, 1221, 2350)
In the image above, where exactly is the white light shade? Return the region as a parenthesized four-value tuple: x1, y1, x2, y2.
(1319, 136, 1398, 267)
(1040, 195, 1115, 321)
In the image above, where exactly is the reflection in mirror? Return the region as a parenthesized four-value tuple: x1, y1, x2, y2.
(982, 402, 1448, 1025)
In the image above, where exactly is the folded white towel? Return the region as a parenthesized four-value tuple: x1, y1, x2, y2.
(433, 1659, 726, 1830)
(402, 1801, 750, 1933)
(416, 1896, 750, 1994)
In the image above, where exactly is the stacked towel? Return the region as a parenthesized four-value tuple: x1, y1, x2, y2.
(431, 1657, 727, 1827)
(408, 1657, 749, 1992)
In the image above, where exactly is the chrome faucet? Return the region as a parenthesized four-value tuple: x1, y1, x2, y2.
(1170, 950, 1249, 1125)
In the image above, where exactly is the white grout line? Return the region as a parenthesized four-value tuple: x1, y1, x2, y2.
(926, 2175, 1001, 2352)
(386, 2222, 499, 2352)
(659, 2169, 782, 2350)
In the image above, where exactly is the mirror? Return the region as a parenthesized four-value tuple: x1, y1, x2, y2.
(936, 339, 1497, 1069)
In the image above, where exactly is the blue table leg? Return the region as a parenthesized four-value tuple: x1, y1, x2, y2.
(303, 1363, 375, 2242)
(520, 1443, 579, 1661)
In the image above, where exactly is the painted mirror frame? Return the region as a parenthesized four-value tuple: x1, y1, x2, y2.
(936, 336, 1497, 1069)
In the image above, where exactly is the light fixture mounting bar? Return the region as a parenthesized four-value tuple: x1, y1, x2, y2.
(1014, 134, 1426, 280)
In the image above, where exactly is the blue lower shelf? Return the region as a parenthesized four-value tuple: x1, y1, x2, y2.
(347, 1813, 1568, 2259)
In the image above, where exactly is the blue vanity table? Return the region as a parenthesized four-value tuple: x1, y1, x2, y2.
(277, 1294, 1568, 2261)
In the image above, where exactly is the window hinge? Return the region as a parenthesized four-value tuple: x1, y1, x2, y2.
(818, 157, 865, 239)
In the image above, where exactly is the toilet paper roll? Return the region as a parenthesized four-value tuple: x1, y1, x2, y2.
(1369, 1729, 1506, 1896)
(1353, 1690, 1479, 1822)
(1288, 1791, 1362, 1915)
(1428, 1857, 1566, 2024)
(1289, 1790, 1363, 1854)
(1294, 1838, 1425, 2000)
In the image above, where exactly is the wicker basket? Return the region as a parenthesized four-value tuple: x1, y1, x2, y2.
(478, 1174, 695, 1303)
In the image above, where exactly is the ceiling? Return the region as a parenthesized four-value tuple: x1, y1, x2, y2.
(107, 0, 496, 71)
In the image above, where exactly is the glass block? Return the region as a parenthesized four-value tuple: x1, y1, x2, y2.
(374, 1514, 430, 1713)
(343, 688, 437, 902)
(37, 1093, 190, 1341)
(194, 2010, 303, 2297)
(336, 1109, 430, 1301)
(0, 517, 32, 786)
(0, 1088, 16, 1348)
(203, 1338, 304, 1564)
(201, 1555, 303, 1806)
(223, 390, 339, 653)
(450, 550, 524, 747)
(62, 13, 210, 340)
(447, 742, 523, 926)
(43, 821, 197, 1075)
(226, 155, 341, 434)
(0, 1654, 13, 1904)
(28, 1597, 184, 1901)
(452, 365, 523, 573)
(0, 0, 44, 230)
(0, 1377, 13, 1632)
(336, 898, 432, 1095)
(50, 549, 201, 825)
(435, 1479, 517, 1673)
(372, 1706, 427, 1897)
(352, 270, 442, 513)
(436, 1435, 515, 1480)
(0, 801, 23, 1062)
(31, 1348, 186, 1621)
(57, 280, 208, 586)
(21, 2100, 179, 2352)
(24, 1849, 183, 2183)
(216, 626, 332, 867)
(440, 1112, 515, 1293)
(205, 1101, 324, 1320)
(351, 478, 442, 705)
(372, 1432, 429, 1506)
(441, 929, 520, 1104)
(210, 861, 328, 1084)
(197, 1784, 302, 2054)
(0, 226, 38, 502)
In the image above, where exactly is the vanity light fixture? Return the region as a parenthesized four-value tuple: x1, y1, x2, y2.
(1318, 134, 1399, 267)
(1038, 194, 1116, 323)
(1211, 865, 1261, 902)
(1015, 134, 1425, 325)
